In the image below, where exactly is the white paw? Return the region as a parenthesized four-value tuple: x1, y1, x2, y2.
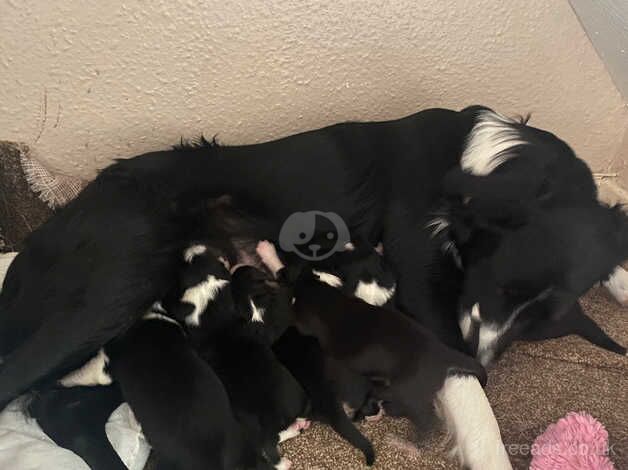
(295, 417, 311, 430)
(604, 266, 628, 306)
(256, 240, 283, 273)
(275, 457, 292, 470)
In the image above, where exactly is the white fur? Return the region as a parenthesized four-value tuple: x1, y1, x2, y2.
(442, 240, 463, 269)
(182, 275, 229, 326)
(459, 311, 472, 341)
(249, 298, 265, 323)
(461, 110, 526, 176)
(278, 426, 300, 443)
(604, 266, 628, 306)
(354, 280, 396, 306)
(312, 269, 343, 288)
(471, 303, 481, 321)
(274, 458, 292, 470)
(183, 244, 207, 263)
(59, 348, 112, 387)
(435, 375, 512, 469)
(426, 217, 450, 238)
(475, 289, 551, 365)
(143, 311, 182, 328)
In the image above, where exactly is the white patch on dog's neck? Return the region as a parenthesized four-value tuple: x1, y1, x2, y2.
(183, 244, 207, 263)
(461, 110, 526, 176)
(250, 298, 265, 323)
(183, 275, 229, 326)
(59, 348, 112, 387)
(354, 280, 396, 306)
(312, 269, 343, 288)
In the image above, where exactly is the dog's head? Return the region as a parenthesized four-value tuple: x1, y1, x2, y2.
(450, 203, 628, 365)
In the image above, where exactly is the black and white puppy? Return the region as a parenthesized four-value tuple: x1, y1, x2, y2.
(173, 243, 309, 470)
(306, 240, 396, 308)
(451, 204, 628, 365)
(257, 241, 511, 470)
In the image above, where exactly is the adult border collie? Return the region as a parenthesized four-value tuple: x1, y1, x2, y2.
(1, 105, 626, 469)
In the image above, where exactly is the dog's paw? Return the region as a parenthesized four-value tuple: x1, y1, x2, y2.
(604, 267, 628, 306)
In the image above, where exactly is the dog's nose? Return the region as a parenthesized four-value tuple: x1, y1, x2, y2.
(309, 243, 321, 254)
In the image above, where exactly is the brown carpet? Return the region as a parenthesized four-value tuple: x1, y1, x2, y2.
(1, 141, 625, 469)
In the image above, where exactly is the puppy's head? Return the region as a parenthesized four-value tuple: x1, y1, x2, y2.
(454, 203, 628, 365)
(230, 265, 281, 324)
(327, 240, 397, 306)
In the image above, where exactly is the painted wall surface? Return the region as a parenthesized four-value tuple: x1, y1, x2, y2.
(570, 0, 628, 101)
(1, 0, 627, 180)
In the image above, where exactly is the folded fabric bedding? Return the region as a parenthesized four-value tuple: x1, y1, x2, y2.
(0, 252, 151, 470)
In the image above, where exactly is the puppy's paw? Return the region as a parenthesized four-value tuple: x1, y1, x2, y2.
(365, 405, 385, 422)
(295, 417, 311, 430)
(256, 240, 283, 273)
(604, 267, 628, 306)
(275, 457, 292, 470)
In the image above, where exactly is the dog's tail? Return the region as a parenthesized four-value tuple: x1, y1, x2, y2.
(327, 402, 375, 466)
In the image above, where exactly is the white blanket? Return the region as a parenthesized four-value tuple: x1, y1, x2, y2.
(0, 252, 151, 470)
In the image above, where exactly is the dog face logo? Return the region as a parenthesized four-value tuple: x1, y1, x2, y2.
(279, 211, 350, 260)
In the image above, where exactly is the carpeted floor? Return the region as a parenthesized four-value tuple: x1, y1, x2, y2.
(1, 141, 626, 469)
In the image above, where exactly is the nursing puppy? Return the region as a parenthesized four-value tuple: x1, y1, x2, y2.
(308, 240, 396, 308)
(171, 244, 308, 469)
(30, 302, 265, 470)
(258, 242, 510, 469)
(233, 247, 376, 464)
(107, 311, 267, 470)
(28, 385, 126, 470)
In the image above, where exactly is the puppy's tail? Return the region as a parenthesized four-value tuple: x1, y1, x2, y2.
(328, 403, 375, 466)
(573, 310, 627, 355)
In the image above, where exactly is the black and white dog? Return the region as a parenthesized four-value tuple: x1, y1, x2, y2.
(2, 105, 626, 469)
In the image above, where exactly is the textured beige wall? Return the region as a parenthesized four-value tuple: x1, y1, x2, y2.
(1, 0, 627, 180)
